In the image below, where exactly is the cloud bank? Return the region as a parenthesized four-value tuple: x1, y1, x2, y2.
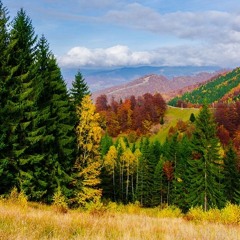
(58, 43, 240, 68)
(55, 1, 240, 69)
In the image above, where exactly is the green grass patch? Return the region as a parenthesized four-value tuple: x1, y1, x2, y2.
(151, 106, 199, 143)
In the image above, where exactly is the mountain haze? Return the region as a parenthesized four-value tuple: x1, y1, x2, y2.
(62, 66, 222, 92)
(92, 70, 226, 102)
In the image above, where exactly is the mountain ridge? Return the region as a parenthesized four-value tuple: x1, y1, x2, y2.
(92, 70, 227, 102)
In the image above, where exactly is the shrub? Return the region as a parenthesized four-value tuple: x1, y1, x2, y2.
(8, 187, 28, 208)
(156, 205, 183, 218)
(52, 190, 68, 214)
(221, 203, 240, 224)
(185, 206, 205, 222)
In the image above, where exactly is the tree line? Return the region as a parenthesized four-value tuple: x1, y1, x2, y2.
(0, 2, 102, 207)
(0, 1, 240, 213)
(168, 67, 240, 107)
(95, 93, 167, 136)
(99, 104, 240, 212)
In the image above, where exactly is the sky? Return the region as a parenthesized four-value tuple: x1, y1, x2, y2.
(4, 0, 240, 69)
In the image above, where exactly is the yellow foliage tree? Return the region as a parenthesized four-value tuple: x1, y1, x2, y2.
(73, 95, 103, 207)
(104, 145, 118, 200)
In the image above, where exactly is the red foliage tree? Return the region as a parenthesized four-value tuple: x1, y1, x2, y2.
(95, 94, 109, 112)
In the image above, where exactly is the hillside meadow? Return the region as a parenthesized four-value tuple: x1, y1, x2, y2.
(0, 196, 240, 240)
(151, 106, 199, 143)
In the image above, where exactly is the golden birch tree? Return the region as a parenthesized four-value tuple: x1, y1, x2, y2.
(73, 95, 103, 207)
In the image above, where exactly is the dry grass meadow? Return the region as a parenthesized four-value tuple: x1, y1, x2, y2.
(0, 198, 239, 240)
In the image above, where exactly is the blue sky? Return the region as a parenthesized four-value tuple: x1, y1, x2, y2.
(4, 0, 240, 69)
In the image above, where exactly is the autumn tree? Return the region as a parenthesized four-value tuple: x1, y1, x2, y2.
(103, 145, 118, 200)
(73, 95, 103, 207)
(95, 94, 108, 112)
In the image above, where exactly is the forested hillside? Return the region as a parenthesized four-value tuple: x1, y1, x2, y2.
(169, 67, 240, 106)
(1, 1, 240, 215)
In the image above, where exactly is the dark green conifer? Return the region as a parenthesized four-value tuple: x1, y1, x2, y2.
(26, 35, 76, 201)
(223, 143, 240, 204)
(0, 0, 11, 194)
(3, 8, 37, 192)
(186, 104, 225, 211)
(70, 71, 90, 106)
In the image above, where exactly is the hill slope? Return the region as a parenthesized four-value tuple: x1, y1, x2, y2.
(151, 106, 199, 143)
(92, 71, 223, 102)
(169, 67, 240, 106)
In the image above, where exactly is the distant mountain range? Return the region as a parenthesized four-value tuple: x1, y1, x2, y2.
(91, 69, 228, 102)
(61, 65, 223, 92)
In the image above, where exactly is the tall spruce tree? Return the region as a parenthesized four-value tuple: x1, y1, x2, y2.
(137, 138, 156, 206)
(70, 71, 90, 106)
(3, 8, 37, 193)
(0, 1, 11, 194)
(186, 104, 225, 211)
(172, 135, 192, 212)
(223, 143, 240, 204)
(25, 35, 76, 202)
(152, 156, 165, 206)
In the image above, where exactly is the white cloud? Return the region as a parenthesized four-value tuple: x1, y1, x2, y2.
(105, 3, 240, 44)
(58, 45, 154, 67)
(58, 43, 240, 68)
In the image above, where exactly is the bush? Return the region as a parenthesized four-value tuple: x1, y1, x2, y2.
(221, 203, 240, 224)
(156, 205, 183, 218)
(52, 190, 68, 214)
(185, 206, 205, 222)
(8, 187, 28, 208)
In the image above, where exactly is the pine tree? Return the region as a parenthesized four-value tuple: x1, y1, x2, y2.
(172, 135, 192, 212)
(189, 113, 196, 122)
(186, 104, 225, 211)
(152, 156, 165, 206)
(3, 8, 37, 192)
(73, 95, 102, 207)
(137, 137, 156, 206)
(223, 143, 240, 204)
(0, 0, 11, 194)
(21, 35, 76, 201)
(70, 71, 90, 106)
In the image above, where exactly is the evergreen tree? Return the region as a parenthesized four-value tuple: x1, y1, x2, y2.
(223, 143, 240, 203)
(3, 8, 37, 192)
(137, 138, 156, 206)
(22, 35, 76, 201)
(0, 0, 11, 194)
(70, 71, 90, 106)
(186, 104, 225, 211)
(189, 113, 196, 122)
(152, 156, 165, 206)
(172, 135, 192, 212)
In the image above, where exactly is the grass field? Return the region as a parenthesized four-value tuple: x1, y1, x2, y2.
(152, 106, 199, 143)
(0, 199, 240, 240)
